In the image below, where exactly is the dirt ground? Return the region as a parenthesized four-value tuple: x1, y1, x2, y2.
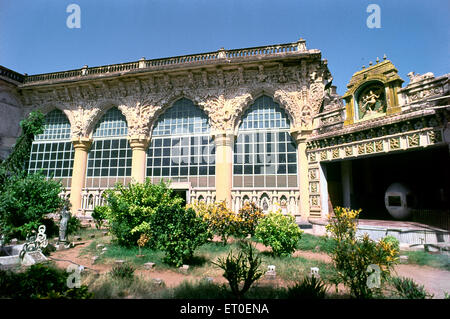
(49, 238, 450, 299)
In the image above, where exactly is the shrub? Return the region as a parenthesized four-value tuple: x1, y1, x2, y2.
(326, 207, 399, 299)
(389, 277, 433, 299)
(103, 179, 182, 247)
(148, 204, 212, 267)
(0, 263, 91, 299)
(287, 275, 328, 299)
(92, 205, 109, 229)
(190, 201, 241, 245)
(382, 235, 400, 252)
(235, 202, 264, 238)
(0, 172, 64, 242)
(255, 210, 303, 257)
(67, 215, 82, 235)
(110, 262, 135, 281)
(212, 240, 264, 299)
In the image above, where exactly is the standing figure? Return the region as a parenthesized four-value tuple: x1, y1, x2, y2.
(59, 201, 71, 243)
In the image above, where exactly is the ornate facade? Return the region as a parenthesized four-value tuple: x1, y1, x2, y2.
(0, 39, 449, 227)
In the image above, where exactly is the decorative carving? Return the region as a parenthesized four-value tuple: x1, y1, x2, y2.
(67, 102, 101, 138)
(408, 134, 419, 147)
(345, 146, 353, 156)
(198, 88, 252, 132)
(375, 140, 383, 152)
(332, 148, 339, 158)
(358, 144, 365, 154)
(389, 137, 400, 150)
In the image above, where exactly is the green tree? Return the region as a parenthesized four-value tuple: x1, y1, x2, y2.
(148, 204, 211, 267)
(103, 179, 183, 247)
(0, 172, 64, 241)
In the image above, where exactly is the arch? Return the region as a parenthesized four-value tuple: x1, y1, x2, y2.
(151, 98, 211, 136)
(233, 89, 296, 134)
(354, 80, 387, 120)
(85, 100, 127, 137)
(260, 193, 270, 212)
(91, 106, 128, 138)
(34, 109, 72, 141)
(148, 94, 210, 134)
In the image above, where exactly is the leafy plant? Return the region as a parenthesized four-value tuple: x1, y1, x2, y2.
(287, 275, 328, 299)
(192, 201, 241, 245)
(326, 207, 399, 299)
(0, 171, 64, 242)
(212, 240, 264, 299)
(382, 235, 400, 252)
(389, 277, 433, 299)
(67, 215, 82, 235)
(0, 263, 91, 299)
(148, 204, 211, 267)
(235, 202, 264, 238)
(103, 179, 183, 247)
(110, 262, 136, 281)
(91, 205, 109, 229)
(255, 210, 303, 257)
(0, 110, 44, 188)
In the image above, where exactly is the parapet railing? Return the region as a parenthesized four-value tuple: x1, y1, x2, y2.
(0, 65, 25, 83)
(21, 40, 309, 84)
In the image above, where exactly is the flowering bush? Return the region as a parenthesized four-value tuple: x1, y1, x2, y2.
(255, 209, 303, 257)
(235, 202, 264, 238)
(189, 200, 241, 245)
(326, 207, 399, 298)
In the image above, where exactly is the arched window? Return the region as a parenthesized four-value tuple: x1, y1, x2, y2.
(28, 109, 74, 188)
(146, 98, 215, 188)
(85, 107, 131, 188)
(233, 96, 297, 189)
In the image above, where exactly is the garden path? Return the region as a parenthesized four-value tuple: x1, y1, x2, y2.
(49, 238, 450, 298)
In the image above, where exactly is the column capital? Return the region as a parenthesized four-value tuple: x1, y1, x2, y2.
(290, 127, 312, 144)
(128, 136, 151, 151)
(71, 137, 93, 151)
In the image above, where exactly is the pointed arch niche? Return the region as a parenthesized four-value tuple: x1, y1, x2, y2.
(28, 109, 74, 188)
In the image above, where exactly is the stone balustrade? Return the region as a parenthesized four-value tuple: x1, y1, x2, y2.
(0, 65, 25, 83)
(20, 40, 309, 85)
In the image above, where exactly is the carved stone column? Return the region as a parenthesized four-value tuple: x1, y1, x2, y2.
(291, 128, 312, 220)
(70, 137, 92, 216)
(129, 136, 151, 183)
(213, 132, 235, 207)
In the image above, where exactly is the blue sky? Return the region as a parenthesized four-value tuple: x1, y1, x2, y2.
(0, 0, 448, 95)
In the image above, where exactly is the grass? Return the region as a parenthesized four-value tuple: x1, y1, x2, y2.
(401, 250, 450, 271)
(296, 233, 336, 254)
(83, 272, 167, 299)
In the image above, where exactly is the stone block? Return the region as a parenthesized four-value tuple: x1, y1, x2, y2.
(92, 256, 99, 264)
(144, 262, 155, 270)
(399, 255, 409, 263)
(179, 264, 189, 272)
(96, 244, 105, 249)
(21, 251, 47, 266)
(153, 278, 163, 286)
(115, 259, 125, 265)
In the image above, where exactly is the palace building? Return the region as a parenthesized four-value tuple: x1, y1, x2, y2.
(0, 38, 449, 230)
